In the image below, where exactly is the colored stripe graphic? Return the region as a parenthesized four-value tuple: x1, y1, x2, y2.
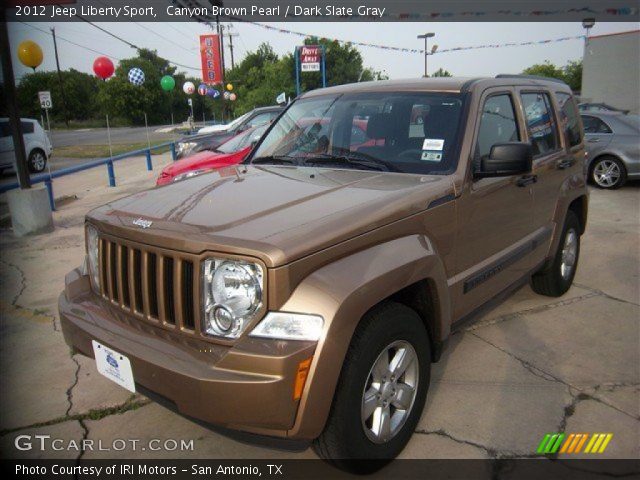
(539, 433, 613, 454)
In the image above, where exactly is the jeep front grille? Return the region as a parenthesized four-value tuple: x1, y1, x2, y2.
(98, 237, 199, 332)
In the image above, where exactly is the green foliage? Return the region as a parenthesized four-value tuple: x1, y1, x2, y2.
(16, 69, 100, 124)
(431, 68, 452, 77)
(522, 60, 582, 92)
(11, 42, 383, 125)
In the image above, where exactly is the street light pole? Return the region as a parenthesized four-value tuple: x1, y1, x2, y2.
(417, 32, 435, 77)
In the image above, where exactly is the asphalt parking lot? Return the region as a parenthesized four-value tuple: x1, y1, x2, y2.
(0, 161, 637, 462)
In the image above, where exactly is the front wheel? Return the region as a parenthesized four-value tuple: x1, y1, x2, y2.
(531, 210, 581, 297)
(313, 302, 430, 469)
(28, 149, 47, 173)
(591, 156, 627, 189)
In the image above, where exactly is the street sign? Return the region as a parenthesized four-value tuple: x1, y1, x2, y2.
(187, 98, 193, 106)
(38, 91, 52, 109)
(300, 46, 321, 72)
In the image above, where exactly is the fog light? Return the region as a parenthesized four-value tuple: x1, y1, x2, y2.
(211, 305, 234, 333)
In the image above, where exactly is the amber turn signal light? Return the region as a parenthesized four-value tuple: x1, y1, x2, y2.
(293, 357, 313, 400)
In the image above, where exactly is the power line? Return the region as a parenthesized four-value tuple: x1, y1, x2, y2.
(133, 22, 196, 54)
(19, 22, 122, 60)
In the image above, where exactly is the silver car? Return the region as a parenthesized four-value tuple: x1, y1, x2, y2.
(581, 112, 640, 189)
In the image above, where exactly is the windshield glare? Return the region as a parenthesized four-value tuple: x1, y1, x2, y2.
(217, 124, 267, 154)
(251, 92, 464, 174)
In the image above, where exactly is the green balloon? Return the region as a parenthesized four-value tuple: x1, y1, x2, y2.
(160, 75, 175, 91)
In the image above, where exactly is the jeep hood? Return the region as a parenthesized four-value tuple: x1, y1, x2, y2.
(88, 166, 454, 267)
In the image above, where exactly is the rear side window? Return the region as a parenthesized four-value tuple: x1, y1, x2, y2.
(476, 94, 520, 159)
(581, 115, 613, 134)
(556, 93, 582, 147)
(20, 121, 35, 134)
(521, 92, 560, 156)
(0, 122, 9, 138)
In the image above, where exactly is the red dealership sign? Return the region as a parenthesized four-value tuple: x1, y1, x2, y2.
(200, 34, 223, 85)
(300, 45, 321, 72)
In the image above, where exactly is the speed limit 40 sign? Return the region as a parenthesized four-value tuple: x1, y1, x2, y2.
(38, 91, 52, 109)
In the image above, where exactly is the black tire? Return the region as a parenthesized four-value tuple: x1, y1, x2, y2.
(590, 155, 627, 189)
(28, 149, 47, 173)
(313, 302, 430, 471)
(531, 210, 581, 297)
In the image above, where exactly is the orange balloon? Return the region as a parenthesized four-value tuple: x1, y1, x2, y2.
(18, 40, 43, 70)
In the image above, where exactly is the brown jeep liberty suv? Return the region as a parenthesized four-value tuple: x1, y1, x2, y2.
(60, 76, 587, 462)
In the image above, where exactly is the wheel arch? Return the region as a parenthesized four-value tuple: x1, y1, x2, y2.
(282, 234, 451, 440)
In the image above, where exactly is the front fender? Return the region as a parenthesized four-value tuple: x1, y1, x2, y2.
(281, 234, 450, 440)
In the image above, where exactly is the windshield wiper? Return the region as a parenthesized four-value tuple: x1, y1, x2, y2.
(250, 155, 301, 166)
(302, 152, 399, 172)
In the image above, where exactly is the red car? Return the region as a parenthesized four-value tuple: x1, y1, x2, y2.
(157, 124, 268, 186)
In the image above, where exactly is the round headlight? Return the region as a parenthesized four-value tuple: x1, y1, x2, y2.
(203, 259, 263, 338)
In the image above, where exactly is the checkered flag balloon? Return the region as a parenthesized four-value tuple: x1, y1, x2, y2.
(128, 68, 145, 86)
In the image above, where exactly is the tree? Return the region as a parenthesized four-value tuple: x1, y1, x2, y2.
(522, 60, 582, 92)
(16, 70, 100, 124)
(431, 68, 452, 77)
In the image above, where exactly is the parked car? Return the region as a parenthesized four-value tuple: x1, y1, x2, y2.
(578, 102, 629, 114)
(176, 106, 282, 159)
(581, 112, 640, 189)
(60, 76, 587, 467)
(157, 124, 268, 186)
(0, 118, 52, 174)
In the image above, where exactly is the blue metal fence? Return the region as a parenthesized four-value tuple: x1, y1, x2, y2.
(0, 141, 177, 211)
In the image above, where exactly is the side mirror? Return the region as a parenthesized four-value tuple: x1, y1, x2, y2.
(475, 142, 532, 178)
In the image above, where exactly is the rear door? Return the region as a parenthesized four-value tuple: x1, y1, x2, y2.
(581, 114, 614, 156)
(516, 90, 566, 250)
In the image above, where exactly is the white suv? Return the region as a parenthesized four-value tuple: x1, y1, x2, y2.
(0, 118, 53, 174)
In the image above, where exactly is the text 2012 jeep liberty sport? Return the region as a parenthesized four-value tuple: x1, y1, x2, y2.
(60, 76, 587, 462)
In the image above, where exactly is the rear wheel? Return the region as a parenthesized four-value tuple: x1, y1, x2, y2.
(28, 149, 47, 173)
(591, 156, 627, 189)
(531, 210, 581, 297)
(313, 302, 430, 470)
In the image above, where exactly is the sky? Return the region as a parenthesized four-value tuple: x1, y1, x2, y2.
(7, 21, 639, 82)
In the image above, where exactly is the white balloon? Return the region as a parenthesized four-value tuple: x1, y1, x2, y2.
(183, 81, 195, 95)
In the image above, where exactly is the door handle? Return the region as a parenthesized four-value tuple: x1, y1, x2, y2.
(557, 159, 574, 170)
(516, 174, 537, 187)
(587, 138, 600, 143)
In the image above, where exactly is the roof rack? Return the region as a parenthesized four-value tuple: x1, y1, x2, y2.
(495, 74, 567, 85)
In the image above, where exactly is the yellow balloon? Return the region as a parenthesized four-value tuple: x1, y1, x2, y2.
(18, 40, 43, 70)
(226, 83, 233, 91)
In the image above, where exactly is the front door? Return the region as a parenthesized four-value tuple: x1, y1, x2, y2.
(452, 88, 535, 320)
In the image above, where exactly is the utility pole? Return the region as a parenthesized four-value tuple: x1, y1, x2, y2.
(51, 28, 71, 127)
(417, 32, 435, 77)
(226, 25, 239, 69)
(0, 14, 30, 188)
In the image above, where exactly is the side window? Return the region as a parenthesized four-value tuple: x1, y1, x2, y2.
(476, 94, 520, 159)
(0, 122, 10, 138)
(521, 92, 560, 156)
(20, 121, 35, 134)
(556, 92, 582, 147)
(247, 113, 272, 128)
(581, 115, 612, 134)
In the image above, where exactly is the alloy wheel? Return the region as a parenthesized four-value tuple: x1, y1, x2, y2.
(593, 159, 621, 188)
(361, 340, 419, 444)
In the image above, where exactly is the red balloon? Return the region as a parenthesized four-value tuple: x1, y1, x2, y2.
(93, 56, 114, 80)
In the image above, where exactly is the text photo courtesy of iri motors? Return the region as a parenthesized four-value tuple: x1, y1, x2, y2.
(0, 0, 638, 479)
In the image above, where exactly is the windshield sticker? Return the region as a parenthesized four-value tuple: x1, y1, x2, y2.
(423, 138, 445, 151)
(421, 151, 443, 162)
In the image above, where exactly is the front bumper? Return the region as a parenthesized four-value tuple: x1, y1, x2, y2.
(59, 268, 316, 438)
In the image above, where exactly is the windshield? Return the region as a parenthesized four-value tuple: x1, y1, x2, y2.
(226, 111, 252, 130)
(217, 124, 268, 154)
(250, 92, 465, 174)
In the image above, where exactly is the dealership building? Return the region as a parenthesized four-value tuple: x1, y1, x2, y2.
(581, 30, 640, 113)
